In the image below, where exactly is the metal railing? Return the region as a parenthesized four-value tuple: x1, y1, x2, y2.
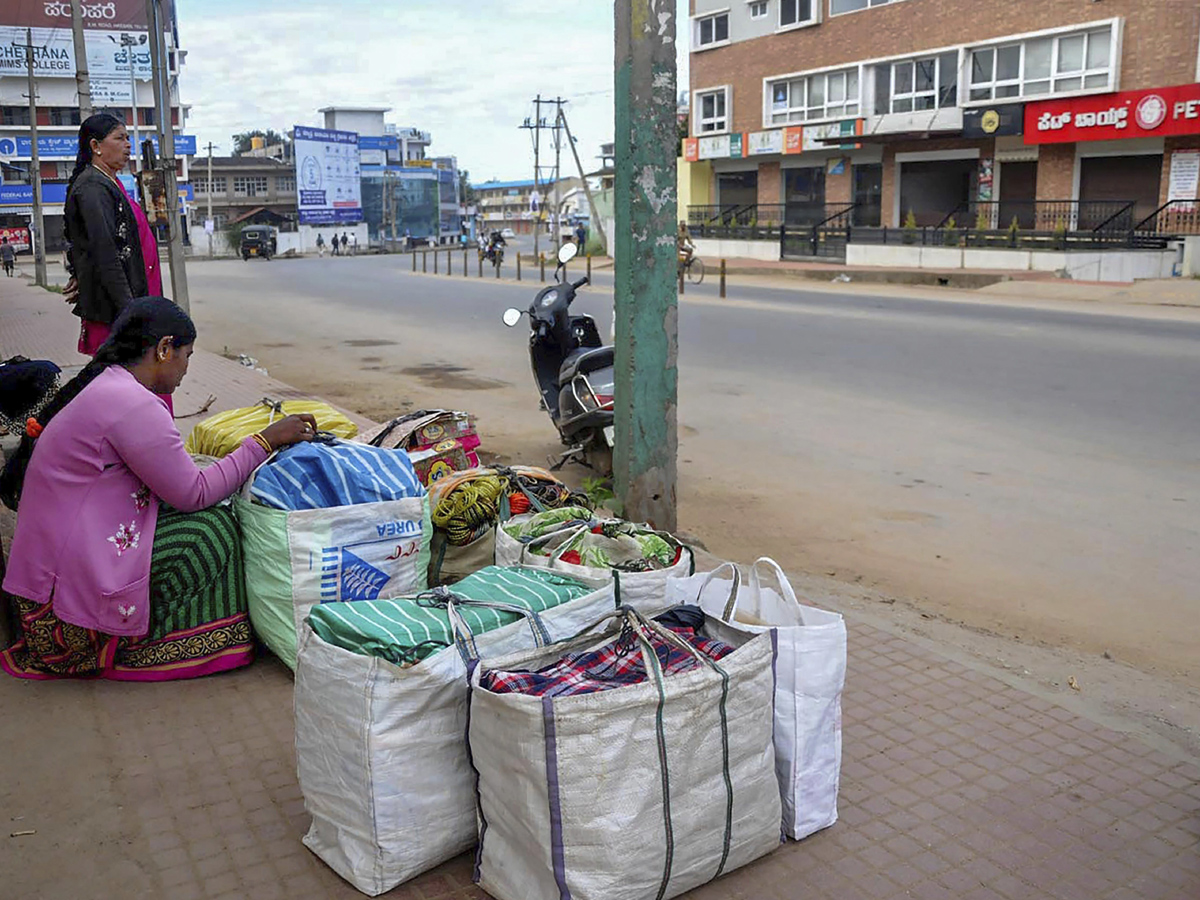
(935, 199, 1136, 234)
(849, 224, 1167, 252)
(1133, 199, 1200, 236)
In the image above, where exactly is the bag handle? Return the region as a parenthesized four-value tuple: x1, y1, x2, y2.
(517, 521, 591, 565)
(691, 562, 741, 622)
(748, 557, 799, 606)
(440, 591, 553, 664)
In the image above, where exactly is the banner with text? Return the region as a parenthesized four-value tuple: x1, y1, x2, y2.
(294, 125, 362, 224)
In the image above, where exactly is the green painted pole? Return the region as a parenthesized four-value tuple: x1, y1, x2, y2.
(614, 0, 678, 531)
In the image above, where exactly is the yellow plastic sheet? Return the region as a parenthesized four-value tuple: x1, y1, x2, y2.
(184, 399, 358, 457)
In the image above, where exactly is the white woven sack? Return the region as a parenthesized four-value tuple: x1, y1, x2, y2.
(665, 558, 847, 840)
(496, 517, 693, 615)
(236, 467, 431, 670)
(468, 609, 782, 900)
(295, 571, 616, 897)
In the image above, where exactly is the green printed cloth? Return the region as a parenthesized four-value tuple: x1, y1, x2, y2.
(502, 506, 595, 541)
(305, 566, 596, 666)
(506, 509, 679, 572)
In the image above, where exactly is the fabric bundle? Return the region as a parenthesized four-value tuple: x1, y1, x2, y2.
(501, 512, 683, 572)
(305, 567, 598, 666)
(184, 398, 357, 457)
(0, 357, 60, 435)
(249, 439, 424, 511)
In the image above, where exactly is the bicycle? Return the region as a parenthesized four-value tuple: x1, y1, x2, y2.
(678, 254, 705, 285)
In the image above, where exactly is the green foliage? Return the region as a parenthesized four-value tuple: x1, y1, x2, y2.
(677, 114, 689, 147)
(943, 216, 959, 247)
(902, 209, 918, 245)
(1052, 219, 1067, 249)
(458, 169, 476, 204)
(231, 128, 290, 156)
(975, 209, 990, 231)
(580, 476, 615, 509)
(1007, 215, 1021, 247)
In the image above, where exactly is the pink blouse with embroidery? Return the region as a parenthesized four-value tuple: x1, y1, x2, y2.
(3, 366, 267, 636)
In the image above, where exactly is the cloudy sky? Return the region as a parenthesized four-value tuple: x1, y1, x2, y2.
(177, 0, 691, 184)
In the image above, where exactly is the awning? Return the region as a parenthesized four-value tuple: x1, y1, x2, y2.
(229, 206, 293, 226)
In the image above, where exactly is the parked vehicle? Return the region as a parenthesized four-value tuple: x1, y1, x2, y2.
(500, 227, 516, 239)
(502, 242, 613, 474)
(240, 225, 277, 261)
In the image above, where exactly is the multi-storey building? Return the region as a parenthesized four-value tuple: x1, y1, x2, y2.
(476, 177, 584, 235)
(685, 0, 1200, 229)
(0, 1, 195, 253)
(195, 156, 296, 230)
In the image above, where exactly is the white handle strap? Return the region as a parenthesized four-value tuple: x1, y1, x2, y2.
(692, 562, 741, 621)
(749, 556, 800, 608)
(518, 521, 591, 564)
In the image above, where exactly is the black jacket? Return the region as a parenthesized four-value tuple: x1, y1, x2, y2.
(64, 166, 148, 325)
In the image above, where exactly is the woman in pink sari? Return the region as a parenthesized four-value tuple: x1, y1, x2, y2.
(62, 113, 170, 411)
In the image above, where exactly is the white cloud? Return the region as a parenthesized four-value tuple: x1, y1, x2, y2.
(177, 0, 690, 183)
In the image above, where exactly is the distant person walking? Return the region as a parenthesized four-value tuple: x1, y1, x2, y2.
(575, 223, 586, 249)
(330, 232, 340, 255)
(0, 236, 15, 277)
(349, 232, 357, 255)
(316, 233, 326, 257)
(340, 233, 349, 255)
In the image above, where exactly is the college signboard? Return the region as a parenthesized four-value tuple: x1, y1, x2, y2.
(293, 125, 362, 225)
(1025, 83, 1200, 144)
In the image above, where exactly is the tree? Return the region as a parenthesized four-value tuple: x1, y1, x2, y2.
(232, 128, 290, 156)
(676, 114, 689, 146)
(458, 169, 477, 204)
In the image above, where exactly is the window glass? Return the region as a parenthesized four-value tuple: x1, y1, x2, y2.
(780, 0, 813, 26)
(996, 45, 1020, 81)
(915, 58, 935, 92)
(1054, 77, 1082, 93)
(1084, 73, 1108, 89)
(715, 15, 729, 41)
(938, 52, 958, 105)
(971, 49, 994, 85)
(895, 61, 913, 94)
(1086, 30, 1110, 70)
(1025, 39, 1052, 79)
(1058, 34, 1084, 73)
(874, 66, 891, 115)
(750, 1, 768, 18)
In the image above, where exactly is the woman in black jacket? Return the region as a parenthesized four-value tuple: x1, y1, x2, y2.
(63, 113, 162, 358)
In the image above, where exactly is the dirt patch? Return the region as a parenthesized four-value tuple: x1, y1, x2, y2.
(360, 356, 382, 363)
(344, 339, 398, 347)
(260, 342, 295, 348)
(400, 363, 508, 391)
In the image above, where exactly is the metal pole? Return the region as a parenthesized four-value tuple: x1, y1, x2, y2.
(412, 247, 416, 271)
(614, 0, 678, 531)
(144, 1, 188, 311)
(463, 247, 467, 277)
(587, 253, 591, 280)
(477, 254, 482, 278)
(719, 258, 726, 298)
(434, 248, 438, 274)
(123, 34, 139, 173)
(422, 250, 427, 273)
(69, 0, 93, 119)
(532, 95, 541, 263)
(21, 30, 48, 288)
(539, 255, 545, 283)
(205, 141, 214, 258)
(559, 108, 607, 251)
(516, 252, 521, 281)
(553, 97, 563, 255)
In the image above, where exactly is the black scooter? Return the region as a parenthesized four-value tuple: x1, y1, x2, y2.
(503, 243, 614, 474)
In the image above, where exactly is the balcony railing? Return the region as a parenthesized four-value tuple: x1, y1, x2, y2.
(936, 200, 1136, 234)
(1133, 200, 1200, 236)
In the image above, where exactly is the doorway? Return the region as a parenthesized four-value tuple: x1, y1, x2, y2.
(899, 158, 975, 226)
(1079, 155, 1162, 229)
(784, 167, 826, 226)
(852, 164, 882, 226)
(717, 171, 758, 214)
(998, 160, 1037, 229)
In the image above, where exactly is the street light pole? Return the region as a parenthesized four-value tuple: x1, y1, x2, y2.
(18, 29, 48, 288)
(613, 0, 679, 531)
(205, 141, 214, 258)
(69, 0, 93, 119)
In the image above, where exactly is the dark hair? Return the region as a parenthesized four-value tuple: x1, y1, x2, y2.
(0, 297, 195, 511)
(67, 113, 126, 194)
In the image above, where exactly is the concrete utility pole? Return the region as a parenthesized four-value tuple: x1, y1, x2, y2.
(69, 0, 93, 119)
(18, 30, 48, 288)
(205, 141, 215, 258)
(613, 0, 678, 531)
(557, 108, 608, 252)
(120, 33, 140, 172)
(553, 96, 563, 251)
(144, 0, 188, 312)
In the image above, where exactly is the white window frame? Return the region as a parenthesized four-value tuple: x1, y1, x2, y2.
(276, 175, 295, 192)
(695, 86, 731, 134)
(765, 67, 860, 127)
(830, 0, 906, 16)
(777, 0, 818, 32)
(884, 51, 960, 114)
(232, 176, 268, 198)
(693, 9, 731, 51)
(965, 20, 1119, 105)
(195, 176, 227, 195)
(748, 0, 769, 20)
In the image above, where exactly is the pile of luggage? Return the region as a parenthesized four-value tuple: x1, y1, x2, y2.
(188, 401, 848, 899)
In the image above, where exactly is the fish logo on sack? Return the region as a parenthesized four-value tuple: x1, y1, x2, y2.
(331, 548, 392, 601)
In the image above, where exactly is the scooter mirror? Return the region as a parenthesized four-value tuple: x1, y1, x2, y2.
(557, 242, 578, 265)
(502, 308, 523, 327)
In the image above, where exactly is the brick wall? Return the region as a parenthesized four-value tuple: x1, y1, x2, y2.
(827, 162, 852, 206)
(691, 0, 1200, 137)
(1035, 144, 1076, 201)
(757, 160, 781, 205)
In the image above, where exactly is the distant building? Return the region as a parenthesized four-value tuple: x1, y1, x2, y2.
(196, 156, 296, 230)
(476, 177, 584, 235)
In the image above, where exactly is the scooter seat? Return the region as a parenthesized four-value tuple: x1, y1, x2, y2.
(558, 346, 614, 385)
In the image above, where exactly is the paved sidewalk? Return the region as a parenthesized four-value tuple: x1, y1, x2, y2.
(1, 277, 1197, 900)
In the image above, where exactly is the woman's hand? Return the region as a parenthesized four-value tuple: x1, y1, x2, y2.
(63, 276, 79, 303)
(260, 414, 319, 450)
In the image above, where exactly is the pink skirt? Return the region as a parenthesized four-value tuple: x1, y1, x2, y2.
(78, 319, 174, 415)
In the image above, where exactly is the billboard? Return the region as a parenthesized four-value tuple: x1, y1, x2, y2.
(0, 1, 172, 30)
(0, 26, 153, 103)
(1025, 84, 1200, 145)
(294, 125, 362, 224)
(0, 134, 197, 158)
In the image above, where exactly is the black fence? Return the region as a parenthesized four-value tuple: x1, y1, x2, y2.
(1133, 200, 1200, 237)
(849, 225, 1168, 252)
(936, 200, 1137, 234)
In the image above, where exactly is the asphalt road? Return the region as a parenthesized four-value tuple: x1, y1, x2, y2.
(189, 253, 1200, 676)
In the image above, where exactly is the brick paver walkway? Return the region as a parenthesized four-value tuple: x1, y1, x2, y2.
(1, 276, 1197, 899)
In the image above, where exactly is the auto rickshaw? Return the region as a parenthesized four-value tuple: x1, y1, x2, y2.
(240, 225, 277, 261)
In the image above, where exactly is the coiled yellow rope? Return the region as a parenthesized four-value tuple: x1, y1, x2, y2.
(431, 472, 510, 545)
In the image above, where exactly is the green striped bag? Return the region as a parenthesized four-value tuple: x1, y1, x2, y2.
(306, 566, 595, 665)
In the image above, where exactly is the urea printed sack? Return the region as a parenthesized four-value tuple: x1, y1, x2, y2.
(665, 558, 847, 840)
(467, 610, 782, 900)
(294, 570, 616, 897)
(495, 512, 694, 614)
(236, 494, 431, 670)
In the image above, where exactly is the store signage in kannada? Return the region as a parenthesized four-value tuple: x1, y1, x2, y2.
(963, 104, 1024, 138)
(294, 125, 363, 225)
(1025, 83, 1200, 144)
(0, 1, 156, 31)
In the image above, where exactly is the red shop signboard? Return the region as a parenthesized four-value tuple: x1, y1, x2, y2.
(1024, 83, 1200, 144)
